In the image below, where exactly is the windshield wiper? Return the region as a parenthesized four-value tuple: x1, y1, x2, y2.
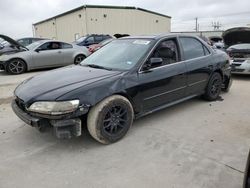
(85, 64, 113, 71)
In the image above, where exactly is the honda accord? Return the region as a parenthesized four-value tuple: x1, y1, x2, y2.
(12, 34, 232, 144)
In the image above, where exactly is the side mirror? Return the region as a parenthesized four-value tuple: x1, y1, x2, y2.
(150, 57, 163, 65)
(35, 49, 40, 53)
(142, 58, 163, 71)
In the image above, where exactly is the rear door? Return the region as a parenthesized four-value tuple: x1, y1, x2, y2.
(59, 42, 75, 65)
(138, 38, 187, 112)
(33, 42, 62, 68)
(178, 37, 212, 96)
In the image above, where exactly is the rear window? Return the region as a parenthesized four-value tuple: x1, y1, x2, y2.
(61, 42, 72, 49)
(180, 37, 208, 60)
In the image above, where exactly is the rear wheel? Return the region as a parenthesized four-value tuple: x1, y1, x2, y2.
(74, 55, 86, 65)
(6, 59, 26, 74)
(222, 76, 232, 92)
(203, 72, 222, 101)
(87, 95, 134, 144)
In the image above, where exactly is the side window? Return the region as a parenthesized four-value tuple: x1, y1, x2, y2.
(95, 36, 103, 42)
(103, 35, 111, 40)
(32, 38, 40, 43)
(150, 39, 178, 68)
(38, 42, 61, 51)
(86, 37, 94, 44)
(61, 42, 73, 49)
(179, 37, 207, 60)
(203, 45, 210, 55)
(18, 39, 30, 46)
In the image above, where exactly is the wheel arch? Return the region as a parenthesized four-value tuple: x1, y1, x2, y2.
(113, 92, 137, 113)
(74, 53, 86, 59)
(213, 69, 223, 79)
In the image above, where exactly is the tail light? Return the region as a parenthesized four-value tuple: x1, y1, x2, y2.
(88, 47, 94, 53)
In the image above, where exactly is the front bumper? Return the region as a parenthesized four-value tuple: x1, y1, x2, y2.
(230, 59, 250, 74)
(11, 100, 85, 139)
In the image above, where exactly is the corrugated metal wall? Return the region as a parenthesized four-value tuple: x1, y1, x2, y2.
(86, 8, 170, 36)
(34, 7, 171, 42)
(55, 9, 87, 42)
(34, 19, 57, 39)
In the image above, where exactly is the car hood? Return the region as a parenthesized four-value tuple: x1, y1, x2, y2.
(15, 65, 122, 103)
(0, 34, 28, 51)
(223, 27, 250, 47)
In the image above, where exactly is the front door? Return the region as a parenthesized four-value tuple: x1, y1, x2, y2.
(33, 42, 62, 68)
(138, 38, 187, 112)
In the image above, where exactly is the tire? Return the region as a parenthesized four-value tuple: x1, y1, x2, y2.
(87, 95, 134, 144)
(222, 76, 232, 92)
(203, 72, 222, 101)
(74, 55, 86, 65)
(6, 59, 26, 74)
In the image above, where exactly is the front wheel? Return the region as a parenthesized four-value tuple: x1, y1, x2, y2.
(74, 55, 86, 65)
(87, 95, 134, 144)
(6, 59, 26, 74)
(203, 72, 222, 101)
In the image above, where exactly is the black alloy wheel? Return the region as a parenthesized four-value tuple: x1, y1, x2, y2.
(102, 105, 128, 136)
(203, 72, 222, 101)
(87, 95, 134, 144)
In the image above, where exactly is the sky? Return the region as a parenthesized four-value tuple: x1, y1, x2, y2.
(0, 0, 250, 38)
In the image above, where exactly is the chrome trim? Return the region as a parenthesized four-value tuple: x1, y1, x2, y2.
(144, 86, 187, 101)
(139, 53, 212, 73)
(188, 79, 207, 87)
(138, 36, 178, 73)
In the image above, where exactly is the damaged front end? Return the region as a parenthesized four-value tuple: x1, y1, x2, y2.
(223, 27, 250, 74)
(11, 97, 90, 139)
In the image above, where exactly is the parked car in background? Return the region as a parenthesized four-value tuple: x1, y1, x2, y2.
(223, 27, 250, 74)
(73, 34, 112, 47)
(0, 35, 90, 74)
(0, 36, 47, 56)
(88, 38, 114, 53)
(12, 34, 231, 144)
(227, 44, 250, 74)
(209, 36, 223, 45)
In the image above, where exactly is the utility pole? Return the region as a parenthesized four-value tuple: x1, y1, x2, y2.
(195, 17, 198, 32)
(212, 21, 222, 30)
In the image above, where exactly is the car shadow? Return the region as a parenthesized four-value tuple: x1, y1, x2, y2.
(232, 74, 250, 81)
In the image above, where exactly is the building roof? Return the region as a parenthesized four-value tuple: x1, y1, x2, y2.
(33, 5, 171, 25)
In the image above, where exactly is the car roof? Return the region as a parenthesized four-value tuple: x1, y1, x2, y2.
(39, 40, 70, 43)
(120, 33, 199, 40)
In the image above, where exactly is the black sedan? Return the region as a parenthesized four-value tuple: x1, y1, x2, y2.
(12, 34, 232, 144)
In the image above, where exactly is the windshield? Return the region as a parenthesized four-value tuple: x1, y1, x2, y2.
(75, 36, 87, 44)
(80, 39, 153, 70)
(27, 40, 45, 50)
(228, 43, 250, 50)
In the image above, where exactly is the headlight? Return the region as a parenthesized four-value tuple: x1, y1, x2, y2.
(28, 100, 79, 115)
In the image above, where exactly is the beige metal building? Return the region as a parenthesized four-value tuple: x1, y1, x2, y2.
(33, 5, 171, 42)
